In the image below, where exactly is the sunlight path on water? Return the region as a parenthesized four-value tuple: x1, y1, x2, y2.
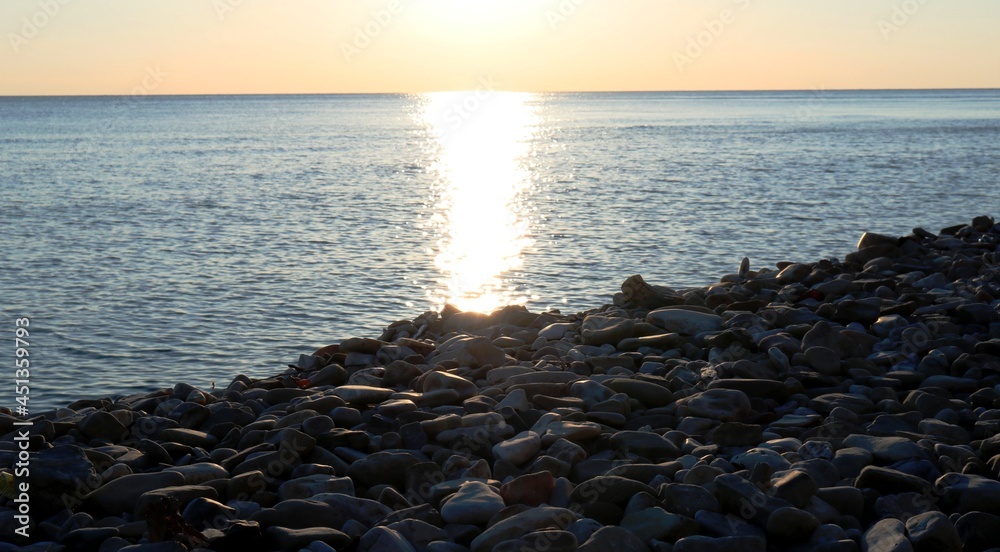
(418, 91, 539, 313)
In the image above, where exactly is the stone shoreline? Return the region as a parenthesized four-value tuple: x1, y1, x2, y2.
(2, 216, 1000, 552)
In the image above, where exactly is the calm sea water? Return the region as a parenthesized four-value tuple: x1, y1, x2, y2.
(2, 90, 999, 410)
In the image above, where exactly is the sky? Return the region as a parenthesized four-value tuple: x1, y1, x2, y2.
(2, 0, 999, 95)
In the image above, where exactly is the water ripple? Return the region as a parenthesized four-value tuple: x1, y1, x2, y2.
(1, 90, 998, 409)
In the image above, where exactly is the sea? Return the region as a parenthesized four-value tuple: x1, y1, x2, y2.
(2, 89, 999, 410)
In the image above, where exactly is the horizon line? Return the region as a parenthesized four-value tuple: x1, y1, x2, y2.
(2, 86, 999, 99)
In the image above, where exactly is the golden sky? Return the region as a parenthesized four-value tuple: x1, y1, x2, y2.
(2, 0, 999, 95)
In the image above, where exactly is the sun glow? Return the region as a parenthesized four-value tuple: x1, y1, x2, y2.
(408, 0, 544, 39)
(419, 91, 539, 313)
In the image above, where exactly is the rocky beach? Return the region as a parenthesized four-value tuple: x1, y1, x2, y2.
(3, 216, 1000, 552)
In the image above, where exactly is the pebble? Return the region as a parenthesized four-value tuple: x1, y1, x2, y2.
(904, 511, 962, 552)
(492, 430, 541, 465)
(610, 431, 681, 460)
(578, 525, 652, 552)
(673, 535, 766, 552)
(538, 322, 576, 341)
(842, 434, 925, 464)
(732, 448, 791, 472)
(603, 378, 674, 408)
(646, 308, 724, 335)
(439, 481, 505, 525)
(685, 388, 752, 422)
(331, 385, 395, 404)
(83, 472, 186, 517)
(278, 474, 354, 501)
(7, 217, 1000, 551)
(580, 315, 635, 347)
(954, 511, 1000, 552)
(470, 506, 579, 552)
(660, 483, 720, 518)
(936, 473, 1000, 515)
(495, 530, 578, 552)
(356, 526, 417, 552)
(766, 506, 819, 540)
(500, 470, 556, 506)
(620, 507, 687, 542)
(862, 518, 912, 552)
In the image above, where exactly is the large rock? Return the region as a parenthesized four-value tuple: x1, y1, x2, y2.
(647, 308, 723, 335)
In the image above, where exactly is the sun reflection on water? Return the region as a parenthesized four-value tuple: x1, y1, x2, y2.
(419, 91, 538, 313)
